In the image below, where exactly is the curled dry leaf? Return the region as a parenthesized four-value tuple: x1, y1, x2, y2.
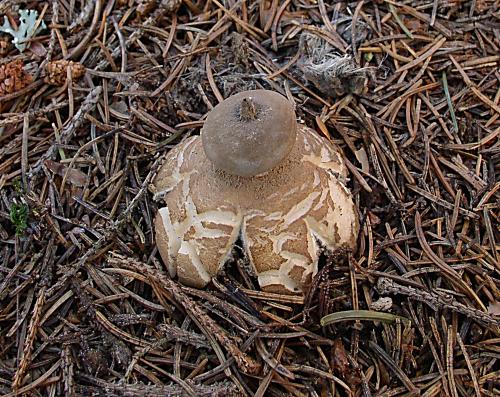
(488, 302, 500, 316)
(354, 147, 370, 173)
(44, 160, 89, 187)
(29, 41, 47, 57)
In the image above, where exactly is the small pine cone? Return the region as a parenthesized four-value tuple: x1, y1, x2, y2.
(0, 59, 33, 96)
(45, 60, 86, 86)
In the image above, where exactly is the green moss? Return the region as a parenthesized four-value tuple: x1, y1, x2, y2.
(10, 203, 29, 236)
(12, 177, 23, 193)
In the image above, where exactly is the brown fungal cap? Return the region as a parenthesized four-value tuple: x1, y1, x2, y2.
(201, 90, 297, 177)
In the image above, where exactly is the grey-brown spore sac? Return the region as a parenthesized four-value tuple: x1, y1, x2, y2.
(201, 90, 297, 177)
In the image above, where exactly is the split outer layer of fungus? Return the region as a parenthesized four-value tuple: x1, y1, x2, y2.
(152, 90, 359, 294)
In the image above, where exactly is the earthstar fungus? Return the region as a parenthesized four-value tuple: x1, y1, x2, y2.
(152, 90, 359, 294)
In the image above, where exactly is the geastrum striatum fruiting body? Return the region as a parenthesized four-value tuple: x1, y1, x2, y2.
(152, 90, 359, 294)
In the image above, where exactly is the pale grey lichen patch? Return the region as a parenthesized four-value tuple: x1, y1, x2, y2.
(0, 9, 46, 52)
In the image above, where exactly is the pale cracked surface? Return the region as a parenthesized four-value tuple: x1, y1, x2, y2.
(152, 126, 359, 294)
